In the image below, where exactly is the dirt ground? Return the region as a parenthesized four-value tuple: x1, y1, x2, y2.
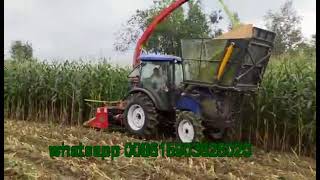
(4, 119, 316, 180)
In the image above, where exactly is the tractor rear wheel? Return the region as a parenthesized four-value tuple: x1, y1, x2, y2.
(124, 92, 159, 137)
(175, 111, 204, 142)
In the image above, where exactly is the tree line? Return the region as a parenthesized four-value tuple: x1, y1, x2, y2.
(8, 0, 315, 61)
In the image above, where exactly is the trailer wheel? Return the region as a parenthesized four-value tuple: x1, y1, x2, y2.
(203, 125, 225, 140)
(175, 111, 204, 142)
(222, 121, 242, 142)
(124, 92, 159, 137)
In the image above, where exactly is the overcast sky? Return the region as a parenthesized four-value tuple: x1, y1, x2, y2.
(4, 0, 316, 66)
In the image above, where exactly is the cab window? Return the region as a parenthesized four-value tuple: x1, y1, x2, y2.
(140, 62, 168, 92)
(175, 63, 183, 87)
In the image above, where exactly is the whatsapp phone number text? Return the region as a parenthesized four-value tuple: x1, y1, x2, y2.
(49, 142, 252, 159)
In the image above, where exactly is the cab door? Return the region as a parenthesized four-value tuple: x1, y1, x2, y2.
(140, 61, 171, 110)
(168, 62, 184, 108)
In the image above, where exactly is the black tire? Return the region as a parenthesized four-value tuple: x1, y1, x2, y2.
(203, 122, 225, 141)
(124, 92, 159, 137)
(203, 117, 242, 142)
(157, 112, 175, 138)
(204, 93, 244, 142)
(203, 114, 242, 142)
(222, 121, 242, 142)
(175, 111, 204, 142)
(223, 96, 244, 142)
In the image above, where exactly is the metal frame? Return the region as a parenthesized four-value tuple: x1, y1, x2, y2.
(235, 49, 271, 82)
(180, 37, 273, 92)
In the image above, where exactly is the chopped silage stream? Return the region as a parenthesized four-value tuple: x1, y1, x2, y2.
(4, 119, 316, 180)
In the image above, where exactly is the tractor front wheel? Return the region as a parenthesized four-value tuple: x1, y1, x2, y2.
(175, 111, 204, 142)
(124, 92, 159, 138)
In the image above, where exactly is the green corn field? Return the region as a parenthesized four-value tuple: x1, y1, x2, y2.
(4, 51, 316, 157)
(4, 59, 130, 125)
(240, 52, 316, 157)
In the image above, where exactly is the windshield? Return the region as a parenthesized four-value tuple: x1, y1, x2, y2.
(140, 62, 168, 92)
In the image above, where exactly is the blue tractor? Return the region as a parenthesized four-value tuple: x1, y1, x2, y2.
(123, 25, 276, 142)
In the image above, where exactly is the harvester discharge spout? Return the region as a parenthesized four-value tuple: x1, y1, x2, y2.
(132, 0, 189, 67)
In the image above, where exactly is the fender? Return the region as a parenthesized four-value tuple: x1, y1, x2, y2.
(175, 95, 201, 116)
(128, 87, 170, 111)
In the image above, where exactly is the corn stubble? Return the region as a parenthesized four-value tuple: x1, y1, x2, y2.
(4, 120, 316, 179)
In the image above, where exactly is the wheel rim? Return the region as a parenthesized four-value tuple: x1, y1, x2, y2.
(127, 104, 145, 131)
(178, 119, 195, 142)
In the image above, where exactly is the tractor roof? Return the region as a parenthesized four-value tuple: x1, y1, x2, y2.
(139, 54, 182, 62)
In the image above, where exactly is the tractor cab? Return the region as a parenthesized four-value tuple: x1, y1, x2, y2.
(128, 54, 183, 111)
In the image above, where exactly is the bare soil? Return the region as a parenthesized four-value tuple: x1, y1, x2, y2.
(4, 119, 316, 180)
